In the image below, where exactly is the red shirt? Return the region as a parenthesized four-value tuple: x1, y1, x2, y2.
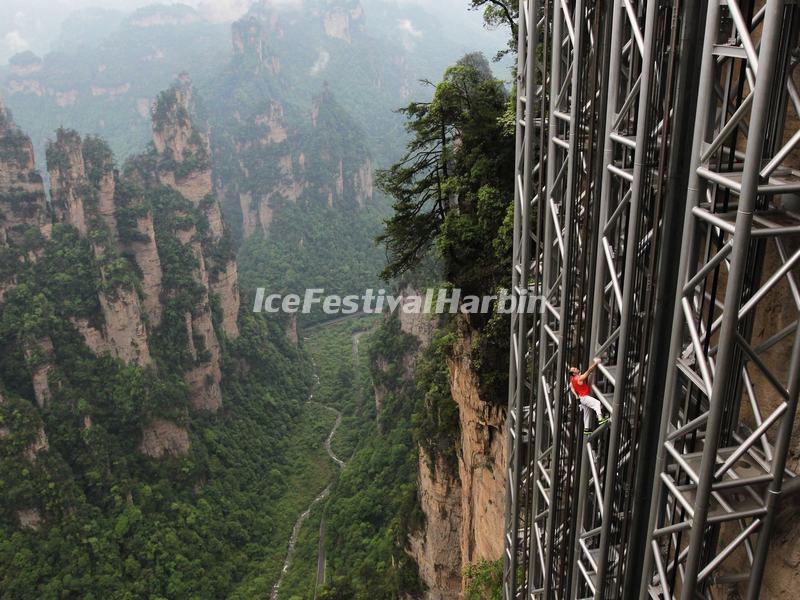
(571, 375, 590, 397)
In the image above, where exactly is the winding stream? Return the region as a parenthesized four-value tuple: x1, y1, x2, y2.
(269, 331, 357, 600)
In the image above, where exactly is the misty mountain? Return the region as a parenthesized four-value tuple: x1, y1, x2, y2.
(1, 1, 509, 170)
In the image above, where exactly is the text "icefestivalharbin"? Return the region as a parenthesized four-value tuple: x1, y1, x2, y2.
(252, 288, 543, 315)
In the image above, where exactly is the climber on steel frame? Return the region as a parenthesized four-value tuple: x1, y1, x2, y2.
(569, 358, 609, 436)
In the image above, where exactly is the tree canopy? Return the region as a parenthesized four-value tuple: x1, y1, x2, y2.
(377, 52, 514, 295)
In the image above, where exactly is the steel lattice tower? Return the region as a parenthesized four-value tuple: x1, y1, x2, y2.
(503, 1, 800, 598)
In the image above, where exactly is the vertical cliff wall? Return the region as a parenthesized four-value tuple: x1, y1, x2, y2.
(447, 325, 506, 568)
(145, 76, 245, 410)
(47, 130, 152, 367)
(152, 75, 240, 340)
(1, 79, 244, 470)
(406, 313, 507, 598)
(0, 101, 48, 249)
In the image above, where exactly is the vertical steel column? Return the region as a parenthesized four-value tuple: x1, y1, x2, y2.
(505, 2, 798, 598)
(679, 2, 788, 595)
(542, 0, 605, 595)
(572, 0, 628, 593)
(593, 0, 659, 594)
(621, 2, 705, 596)
(571, 0, 679, 596)
(503, 1, 541, 597)
(538, 0, 570, 592)
(640, 1, 800, 597)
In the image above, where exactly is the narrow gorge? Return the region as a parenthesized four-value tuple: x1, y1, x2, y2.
(1, 1, 516, 598)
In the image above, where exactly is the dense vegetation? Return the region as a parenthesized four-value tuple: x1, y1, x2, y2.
(465, 559, 504, 599)
(317, 315, 424, 599)
(276, 316, 380, 599)
(0, 127, 339, 598)
(0, 1, 519, 598)
(377, 50, 515, 407)
(250, 12, 518, 598)
(232, 91, 389, 326)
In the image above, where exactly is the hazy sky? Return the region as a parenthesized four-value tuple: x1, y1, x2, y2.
(0, 0, 498, 64)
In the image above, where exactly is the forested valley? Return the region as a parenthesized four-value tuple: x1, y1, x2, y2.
(0, 0, 518, 598)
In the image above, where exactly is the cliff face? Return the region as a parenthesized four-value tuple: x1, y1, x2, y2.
(447, 327, 506, 567)
(0, 81, 242, 468)
(121, 192, 164, 327)
(393, 300, 470, 598)
(408, 316, 507, 597)
(225, 94, 375, 242)
(314, 0, 367, 43)
(306, 90, 374, 210)
(153, 76, 240, 340)
(408, 451, 464, 600)
(0, 101, 48, 248)
(48, 130, 89, 236)
(47, 130, 152, 367)
(147, 77, 241, 407)
(217, 4, 378, 245)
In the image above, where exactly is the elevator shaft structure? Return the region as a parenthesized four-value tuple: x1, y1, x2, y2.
(504, 1, 800, 599)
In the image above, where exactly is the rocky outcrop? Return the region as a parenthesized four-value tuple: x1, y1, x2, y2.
(8, 53, 42, 77)
(237, 154, 304, 239)
(323, 10, 352, 42)
(152, 76, 223, 242)
(23, 426, 49, 462)
(409, 318, 506, 594)
(48, 129, 89, 236)
(254, 100, 288, 145)
(24, 338, 55, 408)
(447, 329, 506, 570)
(316, 1, 366, 43)
(69, 293, 151, 367)
(70, 318, 110, 356)
(139, 418, 191, 458)
(184, 306, 223, 411)
(224, 8, 375, 242)
(276, 155, 306, 202)
(399, 290, 436, 347)
(232, 13, 282, 75)
(152, 77, 226, 247)
(16, 508, 43, 530)
(96, 169, 118, 239)
(98, 289, 151, 366)
(285, 314, 298, 346)
(408, 451, 464, 599)
(307, 90, 374, 209)
(377, 295, 470, 595)
(0, 101, 48, 246)
(47, 131, 153, 367)
(122, 200, 163, 327)
(211, 259, 240, 338)
(354, 158, 373, 207)
(152, 74, 239, 348)
(151, 75, 200, 158)
(168, 216, 225, 410)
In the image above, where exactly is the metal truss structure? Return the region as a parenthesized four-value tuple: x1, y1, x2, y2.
(504, 1, 800, 599)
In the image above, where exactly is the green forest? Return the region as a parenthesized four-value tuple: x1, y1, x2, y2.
(0, 0, 519, 598)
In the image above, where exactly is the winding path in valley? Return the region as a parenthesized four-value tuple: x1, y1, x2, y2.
(270, 328, 363, 600)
